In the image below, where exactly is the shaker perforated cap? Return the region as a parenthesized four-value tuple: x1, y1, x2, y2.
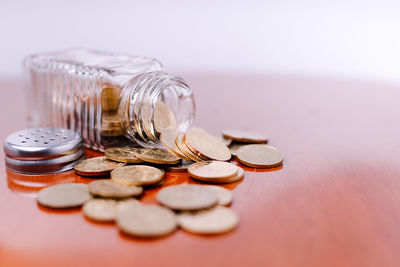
(3, 127, 83, 174)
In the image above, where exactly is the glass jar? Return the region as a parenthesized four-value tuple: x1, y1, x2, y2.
(24, 49, 195, 151)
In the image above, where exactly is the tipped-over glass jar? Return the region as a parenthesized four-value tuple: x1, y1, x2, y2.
(24, 49, 195, 151)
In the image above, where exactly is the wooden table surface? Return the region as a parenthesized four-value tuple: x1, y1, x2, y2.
(1, 73, 400, 267)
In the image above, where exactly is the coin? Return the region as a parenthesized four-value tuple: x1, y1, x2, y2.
(101, 87, 121, 114)
(162, 160, 192, 173)
(188, 161, 238, 180)
(134, 148, 181, 165)
(229, 142, 247, 156)
(117, 202, 177, 238)
(160, 130, 192, 161)
(157, 184, 218, 211)
(178, 206, 239, 234)
(74, 156, 125, 176)
(37, 183, 91, 209)
(104, 147, 143, 164)
(237, 144, 283, 168)
(175, 133, 202, 162)
(222, 129, 268, 144)
(222, 138, 232, 146)
(203, 166, 245, 184)
(111, 165, 165, 186)
(154, 100, 177, 133)
(88, 180, 143, 199)
(83, 199, 118, 222)
(184, 128, 231, 161)
(203, 185, 233, 206)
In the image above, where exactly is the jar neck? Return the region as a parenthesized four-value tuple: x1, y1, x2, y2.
(119, 71, 195, 147)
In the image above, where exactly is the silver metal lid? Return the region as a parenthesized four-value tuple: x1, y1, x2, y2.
(3, 127, 83, 174)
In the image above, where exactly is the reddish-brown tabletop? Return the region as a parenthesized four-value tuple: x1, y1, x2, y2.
(1, 73, 400, 267)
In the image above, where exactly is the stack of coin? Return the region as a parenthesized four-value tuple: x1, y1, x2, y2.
(188, 161, 244, 184)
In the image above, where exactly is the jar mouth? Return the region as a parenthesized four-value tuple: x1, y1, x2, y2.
(120, 71, 195, 148)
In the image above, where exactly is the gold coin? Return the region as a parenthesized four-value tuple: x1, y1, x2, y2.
(188, 161, 238, 180)
(74, 156, 126, 176)
(178, 206, 239, 234)
(162, 160, 192, 173)
(116, 202, 177, 238)
(184, 128, 231, 161)
(88, 179, 143, 199)
(134, 148, 181, 165)
(111, 165, 165, 186)
(101, 87, 121, 114)
(160, 130, 192, 161)
(237, 144, 283, 168)
(229, 142, 248, 156)
(202, 167, 245, 184)
(37, 183, 91, 209)
(83, 199, 118, 222)
(222, 129, 268, 144)
(175, 133, 203, 162)
(154, 100, 177, 133)
(157, 184, 218, 211)
(203, 185, 233, 206)
(105, 147, 143, 164)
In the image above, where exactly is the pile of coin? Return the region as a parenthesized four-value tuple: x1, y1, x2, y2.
(36, 127, 283, 238)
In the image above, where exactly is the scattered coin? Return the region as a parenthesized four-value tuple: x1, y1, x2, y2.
(154, 100, 177, 133)
(157, 184, 218, 211)
(37, 183, 91, 209)
(222, 129, 268, 144)
(175, 133, 203, 162)
(111, 165, 165, 186)
(184, 128, 231, 161)
(105, 147, 143, 163)
(162, 160, 192, 173)
(83, 199, 118, 222)
(161, 130, 192, 161)
(203, 185, 233, 206)
(117, 198, 142, 212)
(204, 166, 245, 184)
(178, 206, 239, 234)
(135, 148, 181, 165)
(222, 138, 232, 147)
(74, 156, 125, 176)
(88, 180, 143, 199)
(117, 202, 177, 238)
(229, 142, 248, 156)
(188, 161, 238, 180)
(237, 144, 283, 168)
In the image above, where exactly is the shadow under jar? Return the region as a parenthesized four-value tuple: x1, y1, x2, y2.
(24, 48, 195, 151)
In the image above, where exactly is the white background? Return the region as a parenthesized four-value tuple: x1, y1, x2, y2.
(1, 0, 400, 84)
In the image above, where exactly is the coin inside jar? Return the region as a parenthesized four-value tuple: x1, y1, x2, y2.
(222, 129, 268, 144)
(88, 180, 143, 199)
(116, 202, 177, 238)
(37, 183, 91, 209)
(237, 144, 283, 168)
(188, 161, 238, 180)
(83, 199, 118, 222)
(178, 206, 239, 234)
(134, 148, 181, 165)
(154, 100, 177, 133)
(157, 184, 218, 211)
(105, 147, 143, 163)
(111, 165, 165, 186)
(74, 156, 125, 176)
(184, 128, 231, 161)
